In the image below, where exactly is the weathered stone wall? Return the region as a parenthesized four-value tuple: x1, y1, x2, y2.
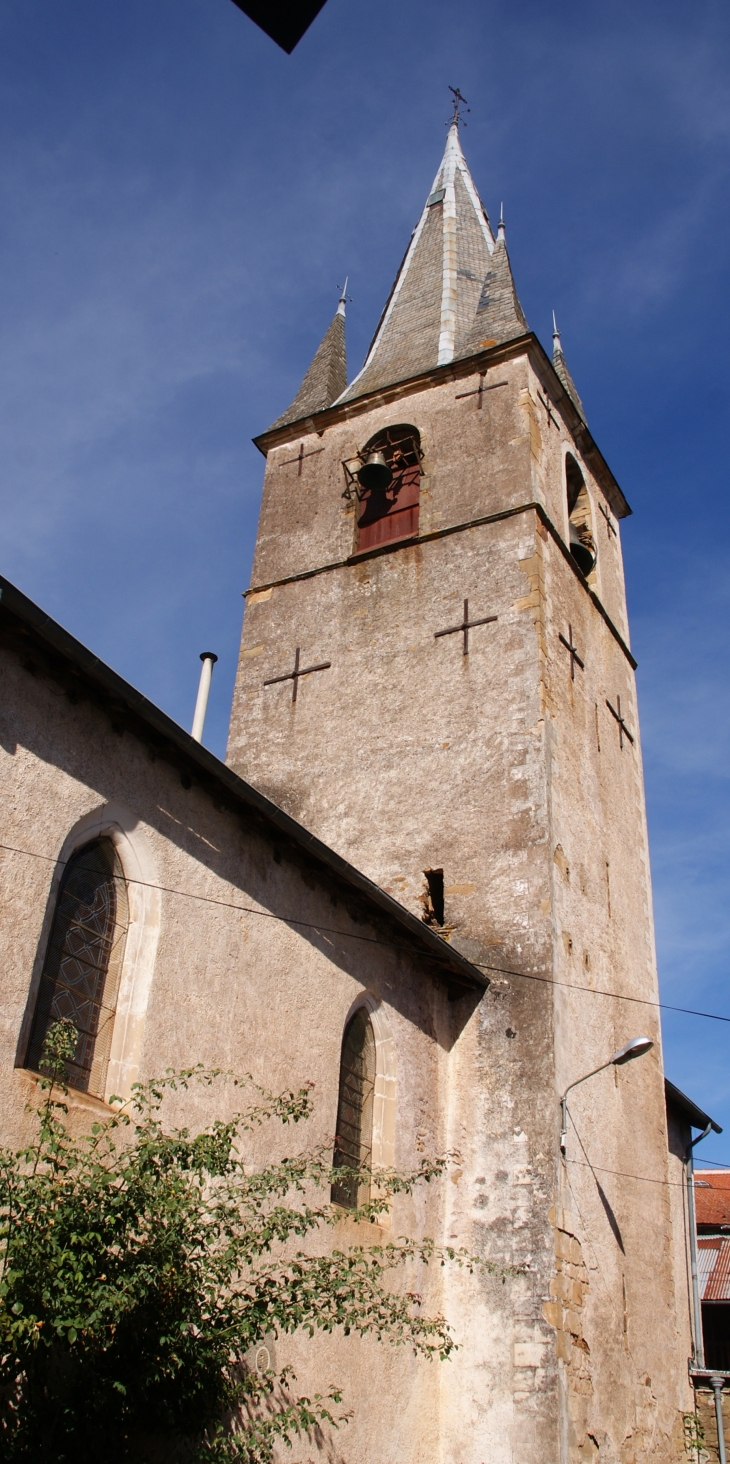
(228, 349, 690, 1460)
(693, 1388, 730, 1463)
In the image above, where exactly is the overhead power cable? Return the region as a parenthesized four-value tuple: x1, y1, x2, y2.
(2, 838, 729, 1193)
(1, 840, 729, 1028)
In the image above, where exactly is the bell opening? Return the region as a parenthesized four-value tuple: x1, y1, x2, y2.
(357, 452, 393, 493)
(566, 453, 596, 579)
(569, 533, 596, 578)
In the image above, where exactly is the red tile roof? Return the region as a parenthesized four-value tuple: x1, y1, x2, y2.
(695, 1171, 730, 1227)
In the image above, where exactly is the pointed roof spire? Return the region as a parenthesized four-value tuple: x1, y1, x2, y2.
(336, 123, 502, 404)
(267, 292, 348, 432)
(459, 202, 528, 359)
(551, 311, 586, 422)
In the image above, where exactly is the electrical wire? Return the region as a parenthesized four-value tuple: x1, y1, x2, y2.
(2, 839, 730, 1192)
(1, 839, 729, 1029)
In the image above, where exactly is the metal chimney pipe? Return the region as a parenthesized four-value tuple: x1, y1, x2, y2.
(191, 652, 218, 743)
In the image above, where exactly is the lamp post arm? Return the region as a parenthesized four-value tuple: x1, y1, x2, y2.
(562, 1061, 614, 1104)
(559, 1061, 614, 1156)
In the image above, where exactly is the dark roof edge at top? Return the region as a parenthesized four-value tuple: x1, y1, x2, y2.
(253, 333, 631, 522)
(0, 576, 485, 994)
(665, 1078, 723, 1135)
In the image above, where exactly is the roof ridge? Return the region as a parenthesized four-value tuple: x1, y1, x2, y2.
(0, 575, 486, 994)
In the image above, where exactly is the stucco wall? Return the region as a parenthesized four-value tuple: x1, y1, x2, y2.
(0, 640, 484, 1464)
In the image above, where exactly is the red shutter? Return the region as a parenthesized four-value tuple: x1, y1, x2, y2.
(357, 463, 420, 551)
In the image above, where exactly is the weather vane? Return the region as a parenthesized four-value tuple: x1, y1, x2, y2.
(448, 87, 470, 128)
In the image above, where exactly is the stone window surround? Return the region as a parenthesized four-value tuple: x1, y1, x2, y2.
(17, 801, 161, 1105)
(339, 991, 397, 1223)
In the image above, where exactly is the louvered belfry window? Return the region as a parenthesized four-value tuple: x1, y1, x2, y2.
(356, 425, 422, 553)
(26, 839, 129, 1099)
(331, 1008, 376, 1209)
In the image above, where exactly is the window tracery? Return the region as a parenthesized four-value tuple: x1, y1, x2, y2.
(331, 1007, 376, 1209)
(26, 838, 129, 1098)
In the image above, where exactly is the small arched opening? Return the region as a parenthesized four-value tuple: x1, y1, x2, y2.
(565, 453, 596, 578)
(354, 424, 422, 552)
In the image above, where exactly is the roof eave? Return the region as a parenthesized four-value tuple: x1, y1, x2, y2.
(253, 332, 631, 521)
(0, 577, 486, 996)
(665, 1078, 723, 1135)
(252, 335, 534, 454)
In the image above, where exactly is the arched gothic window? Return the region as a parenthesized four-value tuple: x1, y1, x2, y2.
(565, 453, 596, 578)
(331, 1007, 376, 1209)
(356, 425, 422, 553)
(26, 839, 129, 1099)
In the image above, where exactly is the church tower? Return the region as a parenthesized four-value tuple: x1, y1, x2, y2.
(228, 124, 688, 1463)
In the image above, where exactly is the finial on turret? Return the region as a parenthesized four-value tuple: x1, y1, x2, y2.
(497, 203, 505, 242)
(337, 277, 350, 318)
(447, 86, 470, 128)
(550, 310, 587, 421)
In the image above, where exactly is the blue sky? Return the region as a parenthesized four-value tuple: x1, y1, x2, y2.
(0, 0, 728, 1154)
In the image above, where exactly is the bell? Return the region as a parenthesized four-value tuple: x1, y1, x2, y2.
(356, 451, 393, 492)
(569, 521, 595, 577)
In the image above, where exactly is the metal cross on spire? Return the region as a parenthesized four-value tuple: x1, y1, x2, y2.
(448, 87, 470, 128)
(337, 277, 351, 318)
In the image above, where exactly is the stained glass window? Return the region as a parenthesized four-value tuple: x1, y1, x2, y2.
(331, 1008, 376, 1209)
(26, 839, 129, 1099)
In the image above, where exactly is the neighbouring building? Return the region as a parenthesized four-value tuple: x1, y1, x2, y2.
(0, 118, 711, 1462)
(696, 1172, 730, 1372)
(665, 1080, 728, 1461)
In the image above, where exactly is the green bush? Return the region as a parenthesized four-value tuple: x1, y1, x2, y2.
(0, 1021, 491, 1462)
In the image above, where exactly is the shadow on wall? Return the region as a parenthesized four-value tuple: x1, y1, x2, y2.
(15, 714, 483, 1073)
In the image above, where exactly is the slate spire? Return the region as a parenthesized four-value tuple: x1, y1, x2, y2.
(551, 312, 586, 423)
(267, 290, 348, 432)
(335, 126, 528, 406)
(460, 205, 528, 358)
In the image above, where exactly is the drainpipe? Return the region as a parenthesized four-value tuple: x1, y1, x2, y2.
(686, 1122, 712, 1367)
(191, 653, 218, 743)
(711, 1377, 727, 1464)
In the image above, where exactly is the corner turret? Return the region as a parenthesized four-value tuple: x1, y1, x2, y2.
(267, 287, 348, 431)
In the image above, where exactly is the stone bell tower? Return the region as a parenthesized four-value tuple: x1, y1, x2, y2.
(227, 123, 688, 1463)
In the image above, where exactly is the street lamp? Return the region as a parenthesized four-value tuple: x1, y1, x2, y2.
(560, 1037, 654, 1154)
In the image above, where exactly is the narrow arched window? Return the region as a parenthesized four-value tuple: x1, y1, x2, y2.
(356, 425, 422, 552)
(26, 839, 129, 1098)
(565, 453, 596, 577)
(331, 1007, 376, 1209)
